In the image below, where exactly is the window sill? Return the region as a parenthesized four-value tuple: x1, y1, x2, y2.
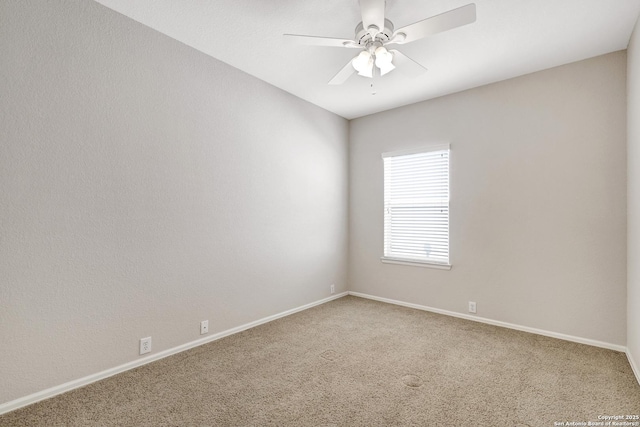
(380, 257, 452, 270)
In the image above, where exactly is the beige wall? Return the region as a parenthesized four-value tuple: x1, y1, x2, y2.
(349, 52, 628, 346)
(628, 15, 640, 377)
(0, 0, 348, 404)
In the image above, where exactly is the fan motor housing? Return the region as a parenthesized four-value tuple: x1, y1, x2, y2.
(354, 19, 394, 47)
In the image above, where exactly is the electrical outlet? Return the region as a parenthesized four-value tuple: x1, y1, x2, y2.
(330, 284, 335, 294)
(200, 320, 209, 335)
(140, 337, 151, 355)
(468, 301, 477, 314)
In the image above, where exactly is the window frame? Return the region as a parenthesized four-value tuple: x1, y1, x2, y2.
(380, 144, 451, 270)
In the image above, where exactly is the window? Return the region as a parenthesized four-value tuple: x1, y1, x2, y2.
(382, 145, 450, 269)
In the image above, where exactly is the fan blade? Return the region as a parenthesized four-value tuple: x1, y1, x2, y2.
(389, 50, 427, 78)
(359, 0, 385, 34)
(328, 58, 357, 85)
(283, 34, 359, 48)
(391, 3, 476, 45)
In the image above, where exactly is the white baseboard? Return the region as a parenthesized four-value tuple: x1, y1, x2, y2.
(0, 292, 348, 416)
(627, 349, 640, 386)
(3, 290, 634, 416)
(348, 291, 627, 353)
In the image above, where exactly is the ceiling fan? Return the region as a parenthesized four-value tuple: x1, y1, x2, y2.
(283, 1, 476, 85)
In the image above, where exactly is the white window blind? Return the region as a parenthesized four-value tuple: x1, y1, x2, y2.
(382, 145, 450, 267)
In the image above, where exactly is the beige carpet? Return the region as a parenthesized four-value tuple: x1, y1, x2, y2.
(2, 295, 639, 426)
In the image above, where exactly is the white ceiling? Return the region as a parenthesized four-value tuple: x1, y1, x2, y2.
(94, 0, 640, 119)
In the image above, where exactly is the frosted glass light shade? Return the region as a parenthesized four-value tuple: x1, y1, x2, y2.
(375, 47, 395, 76)
(352, 51, 374, 78)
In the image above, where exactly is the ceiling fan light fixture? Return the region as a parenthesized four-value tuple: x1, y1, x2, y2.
(374, 46, 395, 76)
(374, 46, 392, 62)
(352, 51, 374, 78)
(358, 59, 374, 78)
